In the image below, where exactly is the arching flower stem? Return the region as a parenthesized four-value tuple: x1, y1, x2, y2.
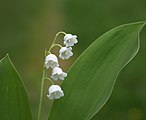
(53, 31, 66, 44)
(48, 31, 66, 52)
(46, 77, 54, 85)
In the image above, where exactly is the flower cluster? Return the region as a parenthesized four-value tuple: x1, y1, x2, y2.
(45, 32, 78, 100)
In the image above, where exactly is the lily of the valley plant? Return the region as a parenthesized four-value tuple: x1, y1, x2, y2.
(38, 31, 78, 120)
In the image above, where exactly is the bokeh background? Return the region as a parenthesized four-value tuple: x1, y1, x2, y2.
(0, 0, 146, 120)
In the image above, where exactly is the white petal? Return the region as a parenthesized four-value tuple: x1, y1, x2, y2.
(47, 94, 54, 100)
(63, 72, 67, 77)
(52, 67, 63, 75)
(59, 91, 64, 97)
(45, 62, 50, 69)
(59, 47, 67, 53)
(54, 92, 61, 99)
(64, 34, 78, 47)
(51, 74, 58, 81)
(47, 85, 64, 100)
(45, 54, 57, 62)
(51, 67, 67, 81)
(73, 38, 78, 43)
(59, 47, 73, 60)
(68, 47, 72, 50)
(50, 62, 59, 69)
(48, 85, 61, 93)
(45, 54, 59, 69)
(59, 72, 67, 80)
(73, 35, 77, 39)
(64, 34, 73, 41)
(68, 51, 73, 56)
(59, 74, 65, 80)
(59, 54, 65, 60)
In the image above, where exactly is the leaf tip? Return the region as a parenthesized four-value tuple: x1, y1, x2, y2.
(0, 53, 11, 64)
(5, 53, 10, 58)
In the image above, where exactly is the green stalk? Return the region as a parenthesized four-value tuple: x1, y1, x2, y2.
(37, 64, 46, 120)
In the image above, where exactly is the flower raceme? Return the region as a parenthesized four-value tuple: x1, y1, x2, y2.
(38, 32, 78, 120)
(44, 32, 78, 100)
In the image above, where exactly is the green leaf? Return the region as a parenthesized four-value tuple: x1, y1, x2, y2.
(0, 55, 32, 120)
(48, 21, 146, 120)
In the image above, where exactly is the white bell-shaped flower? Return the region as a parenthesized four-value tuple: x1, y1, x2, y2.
(47, 85, 64, 100)
(59, 47, 73, 60)
(64, 34, 78, 47)
(45, 54, 59, 69)
(51, 67, 67, 81)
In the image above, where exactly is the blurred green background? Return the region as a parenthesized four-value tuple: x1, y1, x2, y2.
(0, 0, 146, 120)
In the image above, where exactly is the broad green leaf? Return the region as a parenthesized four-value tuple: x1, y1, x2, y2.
(48, 21, 146, 120)
(0, 55, 32, 120)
